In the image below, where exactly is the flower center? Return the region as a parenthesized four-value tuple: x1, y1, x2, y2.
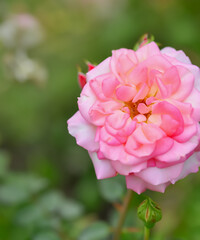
(124, 99, 151, 120)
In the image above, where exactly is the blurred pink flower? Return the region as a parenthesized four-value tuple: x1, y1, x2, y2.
(0, 14, 43, 49)
(68, 42, 200, 194)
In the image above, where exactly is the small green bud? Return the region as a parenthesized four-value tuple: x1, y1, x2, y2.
(137, 197, 162, 229)
(133, 33, 155, 51)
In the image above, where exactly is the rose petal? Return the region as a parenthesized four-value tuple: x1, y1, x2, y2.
(126, 175, 169, 194)
(132, 83, 149, 102)
(156, 135, 199, 162)
(161, 47, 191, 64)
(175, 151, 200, 181)
(152, 101, 184, 137)
(78, 83, 97, 122)
(89, 152, 116, 179)
(184, 88, 200, 121)
(86, 57, 111, 82)
(67, 111, 99, 151)
(128, 66, 148, 85)
(110, 49, 138, 80)
(135, 163, 184, 185)
(111, 160, 147, 175)
(174, 124, 197, 143)
(136, 42, 161, 62)
(116, 85, 137, 101)
(102, 74, 120, 97)
(171, 66, 194, 101)
(137, 103, 150, 114)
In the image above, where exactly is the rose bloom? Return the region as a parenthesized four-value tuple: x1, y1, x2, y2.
(68, 42, 200, 194)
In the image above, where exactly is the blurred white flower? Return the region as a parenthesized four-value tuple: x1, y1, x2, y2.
(4, 51, 47, 84)
(0, 14, 44, 49)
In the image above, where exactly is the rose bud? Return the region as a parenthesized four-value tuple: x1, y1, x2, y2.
(78, 71, 87, 89)
(86, 61, 95, 71)
(137, 197, 162, 228)
(77, 62, 96, 89)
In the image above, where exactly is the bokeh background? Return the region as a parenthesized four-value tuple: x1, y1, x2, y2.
(0, 0, 200, 239)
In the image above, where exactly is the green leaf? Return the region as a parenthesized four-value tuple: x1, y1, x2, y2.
(38, 191, 84, 220)
(0, 173, 48, 204)
(79, 221, 110, 240)
(99, 176, 125, 202)
(59, 198, 84, 220)
(35, 217, 61, 230)
(37, 191, 65, 212)
(33, 231, 61, 240)
(5, 173, 48, 194)
(15, 205, 44, 225)
(0, 184, 29, 204)
(75, 177, 100, 211)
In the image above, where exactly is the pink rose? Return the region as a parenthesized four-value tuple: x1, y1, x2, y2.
(68, 42, 200, 194)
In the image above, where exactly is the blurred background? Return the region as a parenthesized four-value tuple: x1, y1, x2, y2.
(0, 0, 200, 239)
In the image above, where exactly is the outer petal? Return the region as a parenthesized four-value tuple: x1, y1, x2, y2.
(89, 151, 116, 179)
(86, 57, 111, 82)
(184, 88, 200, 121)
(171, 66, 194, 101)
(161, 47, 191, 64)
(136, 42, 161, 62)
(78, 82, 97, 122)
(134, 163, 184, 185)
(174, 151, 200, 182)
(126, 175, 169, 194)
(111, 160, 147, 175)
(161, 48, 200, 92)
(67, 111, 99, 151)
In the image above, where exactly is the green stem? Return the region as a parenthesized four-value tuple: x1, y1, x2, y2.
(113, 189, 133, 240)
(144, 226, 150, 240)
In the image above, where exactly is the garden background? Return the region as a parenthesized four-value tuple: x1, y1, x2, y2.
(0, 0, 200, 239)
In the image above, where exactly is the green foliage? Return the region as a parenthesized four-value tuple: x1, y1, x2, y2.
(99, 175, 126, 202)
(79, 221, 110, 240)
(0, 151, 10, 177)
(33, 231, 61, 240)
(0, 173, 48, 204)
(0, 150, 87, 240)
